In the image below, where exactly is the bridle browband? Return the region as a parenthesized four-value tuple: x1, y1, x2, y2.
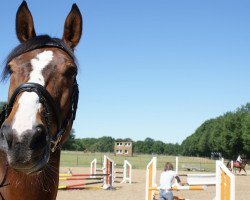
(0, 37, 79, 152)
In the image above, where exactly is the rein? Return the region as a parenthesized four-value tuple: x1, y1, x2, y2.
(0, 39, 79, 152)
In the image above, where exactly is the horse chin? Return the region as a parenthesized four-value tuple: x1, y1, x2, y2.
(8, 145, 51, 175)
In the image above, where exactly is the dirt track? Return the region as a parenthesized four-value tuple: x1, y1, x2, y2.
(57, 167, 250, 200)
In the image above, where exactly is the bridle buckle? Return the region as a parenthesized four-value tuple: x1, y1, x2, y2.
(51, 134, 63, 153)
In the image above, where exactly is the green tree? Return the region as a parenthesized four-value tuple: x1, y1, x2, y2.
(242, 112, 250, 154)
(143, 138, 155, 154)
(181, 103, 250, 158)
(62, 129, 76, 150)
(164, 143, 180, 155)
(152, 140, 165, 154)
(133, 140, 144, 153)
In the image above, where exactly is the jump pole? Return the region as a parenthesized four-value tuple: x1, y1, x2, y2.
(59, 173, 110, 177)
(59, 155, 114, 190)
(186, 174, 216, 185)
(59, 177, 103, 181)
(176, 156, 216, 185)
(58, 181, 104, 189)
(149, 185, 207, 191)
(145, 157, 207, 200)
(58, 172, 111, 190)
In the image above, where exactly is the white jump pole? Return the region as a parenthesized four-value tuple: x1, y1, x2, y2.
(90, 158, 97, 178)
(175, 156, 179, 174)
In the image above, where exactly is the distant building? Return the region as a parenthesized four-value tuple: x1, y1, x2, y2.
(114, 141, 133, 156)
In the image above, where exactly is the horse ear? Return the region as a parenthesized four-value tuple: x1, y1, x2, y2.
(62, 4, 82, 49)
(16, 1, 36, 43)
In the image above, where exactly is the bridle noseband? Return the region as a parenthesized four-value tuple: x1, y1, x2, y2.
(0, 39, 79, 152)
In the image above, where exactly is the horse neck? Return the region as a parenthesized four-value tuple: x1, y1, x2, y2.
(242, 161, 247, 166)
(0, 150, 61, 200)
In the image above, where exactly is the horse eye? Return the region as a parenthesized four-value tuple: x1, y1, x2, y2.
(64, 66, 77, 78)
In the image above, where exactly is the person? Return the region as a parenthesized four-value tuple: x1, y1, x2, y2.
(236, 154, 242, 166)
(159, 162, 181, 200)
(67, 168, 73, 174)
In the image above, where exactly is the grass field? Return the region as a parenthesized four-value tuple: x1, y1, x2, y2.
(60, 151, 219, 172)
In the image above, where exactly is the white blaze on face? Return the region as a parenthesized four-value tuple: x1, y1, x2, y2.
(12, 51, 53, 135)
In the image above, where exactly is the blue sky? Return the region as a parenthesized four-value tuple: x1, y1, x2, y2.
(1, 0, 250, 144)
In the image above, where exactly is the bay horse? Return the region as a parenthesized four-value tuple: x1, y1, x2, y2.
(226, 160, 248, 175)
(0, 1, 82, 200)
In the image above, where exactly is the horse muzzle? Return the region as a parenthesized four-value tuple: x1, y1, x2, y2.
(0, 123, 50, 174)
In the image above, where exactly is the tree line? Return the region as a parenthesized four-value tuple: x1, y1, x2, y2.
(63, 132, 181, 155)
(1, 101, 250, 158)
(181, 103, 250, 159)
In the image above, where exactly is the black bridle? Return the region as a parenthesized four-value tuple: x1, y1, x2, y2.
(0, 81, 78, 152)
(0, 40, 79, 153)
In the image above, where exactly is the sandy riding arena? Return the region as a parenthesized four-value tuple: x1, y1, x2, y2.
(57, 167, 250, 200)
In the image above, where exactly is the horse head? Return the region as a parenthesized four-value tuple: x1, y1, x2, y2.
(226, 161, 232, 171)
(0, 1, 82, 174)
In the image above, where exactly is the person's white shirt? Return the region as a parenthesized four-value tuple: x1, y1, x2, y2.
(159, 170, 176, 191)
(237, 155, 242, 163)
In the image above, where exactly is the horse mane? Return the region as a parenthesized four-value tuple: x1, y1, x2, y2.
(1, 35, 77, 82)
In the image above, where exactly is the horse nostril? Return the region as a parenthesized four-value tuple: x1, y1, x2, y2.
(30, 125, 47, 150)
